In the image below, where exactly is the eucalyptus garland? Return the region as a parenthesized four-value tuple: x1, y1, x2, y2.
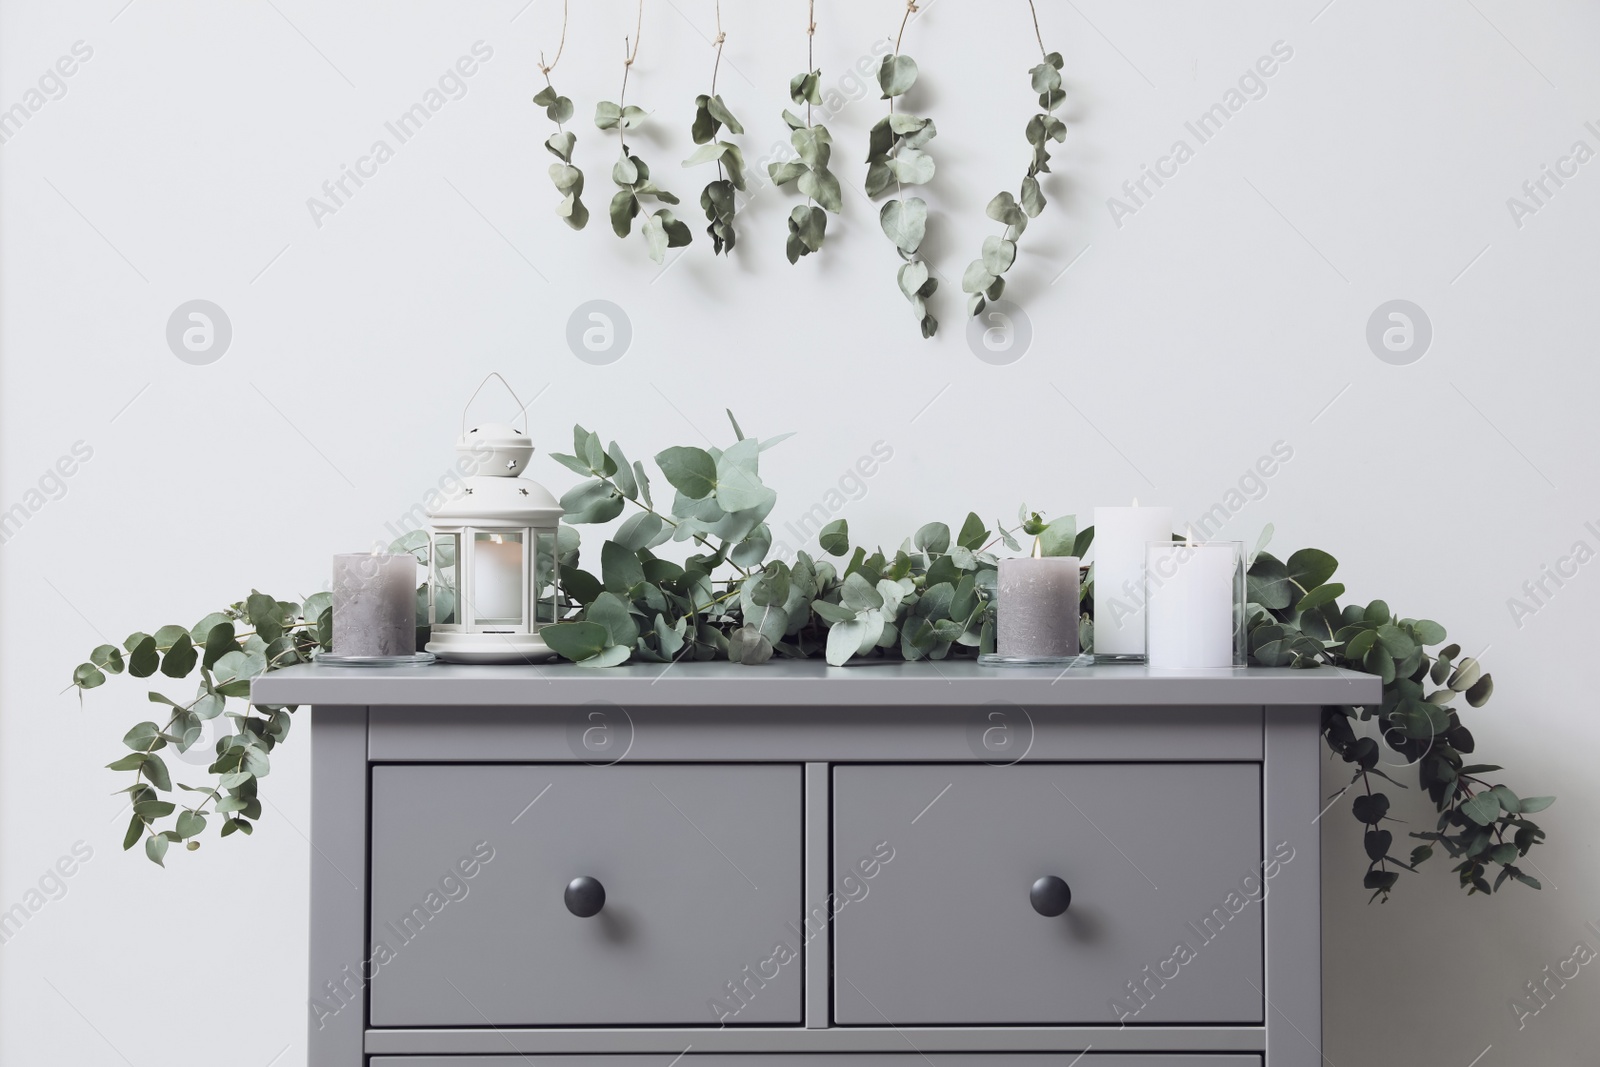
(868, 2, 939, 338)
(682, 4, 745, 255)
(964, 2, 1066, 316)
(769, 1, 842, 262)
(1242, 528, 1549, 900)
(598, 1, 691, 263)
(534, 1, 587, 230)
(76, 413, 1553, 903)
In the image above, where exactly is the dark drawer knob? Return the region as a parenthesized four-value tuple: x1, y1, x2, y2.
(1030, 875, 1072, 917)
(564, 876, 606, 917)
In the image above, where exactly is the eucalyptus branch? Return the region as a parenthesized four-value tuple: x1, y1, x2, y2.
(535, 0, 588, 230)
(963, 0, 1066, 317)
(769, 0, 841, 262)
(596, 466, 752, 579)
(1250, 530, 1549, 900)
(597, 0, 692, 262)
(83, 595, 327, 864)
(683, 0, 747, 255)
(866, 1, 938, 337)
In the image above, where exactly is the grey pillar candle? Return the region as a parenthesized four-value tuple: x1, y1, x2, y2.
(331, 553, 418, 656)
(997, 556, 1081, 659)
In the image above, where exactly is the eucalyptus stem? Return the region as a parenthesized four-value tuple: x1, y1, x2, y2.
(865, 0, 937, 336)
(712, 0, 725, 184)
(888, 0, 917, 202)
(536, 0, 587, 228)
(619, 0, 643, 116)
(539, 0, 570, 130)
(962, 1, 1065, 317)
(805, 0, 815, 127)
(684, 0, 745, 254)
(600, 0, 690, 260)
(595, 469, 751, 579)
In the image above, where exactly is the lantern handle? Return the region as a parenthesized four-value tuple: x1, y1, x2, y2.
(461, 372, 530, 436)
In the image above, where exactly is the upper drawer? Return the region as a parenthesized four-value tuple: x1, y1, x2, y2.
(370, 763, 802, 1027)
(834, 763, 1265, 1025)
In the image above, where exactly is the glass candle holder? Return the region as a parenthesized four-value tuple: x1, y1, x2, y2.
(330, 552, 418, 657)
(1143, 540, 1246, 670)
(981, 556, 1083, 666)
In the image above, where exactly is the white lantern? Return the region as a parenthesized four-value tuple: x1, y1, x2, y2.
(425, 377, 563, 664)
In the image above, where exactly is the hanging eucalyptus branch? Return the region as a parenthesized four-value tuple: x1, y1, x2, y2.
(964, 0, 1066, 316)
(534, 0, 588, 230)
(682, 2, 746, 255)
(867, 2, 939, 338)
(597, 0, 692, 263)
(1240, 527, 1551, 900)
(769, 1, 842, 263)
(80, 596, 335, 863)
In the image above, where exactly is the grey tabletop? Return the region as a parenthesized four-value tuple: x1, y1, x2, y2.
(250, 658, 1381, 707)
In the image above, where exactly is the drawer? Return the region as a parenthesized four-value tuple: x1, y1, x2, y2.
(372, 1059, 1260, 1066)
(369, 764, 802, 1026)
(834, 763, 1264, 1025)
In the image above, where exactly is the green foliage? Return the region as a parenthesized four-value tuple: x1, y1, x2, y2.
(1242, 527, 1549, 902)
(77, 418, 1551, 904)
(597, 100, 690, 262)
(769, 70, 841, 263)
(966, 48, 1066, 316)
(544, 420, 1067, 672)
(78, 590, 337, 864)
(684, 93, 746, 255)
(535, 84, 588, 230)
(866, 50, 938, 338)
(539, 428, 1552, 903)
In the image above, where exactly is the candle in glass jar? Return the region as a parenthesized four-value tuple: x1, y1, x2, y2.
(997, 554, 1081, 659)
(1144, 538, 1242, 669)
(331, 553, 417, 656)
(1092, 502, 1173, 657)
(472, 533, 524, 623)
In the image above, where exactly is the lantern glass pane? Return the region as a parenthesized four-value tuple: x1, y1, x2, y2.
(432, 533, 459, 625)
(471, 531, 525, 629)
(535, 530, 558, 623)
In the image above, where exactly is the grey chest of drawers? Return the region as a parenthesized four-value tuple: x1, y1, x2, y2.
(251, 660, 1380, 1067)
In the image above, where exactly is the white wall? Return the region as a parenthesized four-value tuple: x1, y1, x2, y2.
(2, 0, 1596, 1063)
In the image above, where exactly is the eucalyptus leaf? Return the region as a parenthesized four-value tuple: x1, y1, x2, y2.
(819, 519, 850, 557)
(878, 53, 919, 98)
(880, 198, 927, 254)
(656, 446, 718, 498)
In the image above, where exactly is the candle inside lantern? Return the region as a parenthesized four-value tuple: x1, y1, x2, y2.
(997, 546, 1081, 660)
(331, 552, 417, 657)
(472, 532, 524, 624)
(1092, 501, 1173, 658)
(1144, 534, 1243, 670)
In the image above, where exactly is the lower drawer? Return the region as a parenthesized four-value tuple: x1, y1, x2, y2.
(372, 1058, 1260, 1066)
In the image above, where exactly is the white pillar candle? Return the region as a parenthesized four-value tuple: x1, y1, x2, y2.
(997, 556, 1081, 659)
(331, 553, 417, 656)
(1092, 503, 1173, 656)
(472, 534, 524, 624)
(1144, 540, 1241, 669)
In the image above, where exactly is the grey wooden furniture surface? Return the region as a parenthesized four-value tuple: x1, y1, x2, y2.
(252, 660, 1379, 1067)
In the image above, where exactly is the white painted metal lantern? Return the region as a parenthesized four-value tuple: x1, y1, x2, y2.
(425, 378, 562, 664)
